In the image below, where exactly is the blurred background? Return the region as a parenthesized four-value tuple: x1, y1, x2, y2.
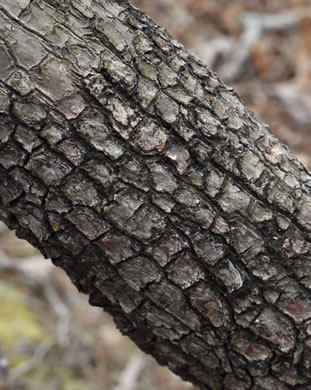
(1, 0, 311, 389)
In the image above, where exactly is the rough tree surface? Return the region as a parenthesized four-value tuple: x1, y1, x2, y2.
(1, 1, 311, 389)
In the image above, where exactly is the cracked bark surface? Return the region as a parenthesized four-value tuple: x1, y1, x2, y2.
(1, 1, 311, 389)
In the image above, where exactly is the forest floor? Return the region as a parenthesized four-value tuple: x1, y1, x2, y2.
(1, 1, 311, 389)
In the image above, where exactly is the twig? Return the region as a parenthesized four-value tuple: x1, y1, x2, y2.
(218, 8, 311, 81)
(0, 348, 9, 390)
(9, 339, 56, 381)
(114, 353, 146, 390)
(44, 280, 71, 347)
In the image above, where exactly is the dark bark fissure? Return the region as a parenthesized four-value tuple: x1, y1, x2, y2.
(2, 1, 311, 389)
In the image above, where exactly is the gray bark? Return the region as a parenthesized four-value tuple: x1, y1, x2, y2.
(1, 1, 311, 389)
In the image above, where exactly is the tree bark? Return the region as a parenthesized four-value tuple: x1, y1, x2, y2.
(1, 1, 311, 389)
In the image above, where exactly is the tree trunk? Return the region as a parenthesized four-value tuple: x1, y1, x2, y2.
(1, 1, 311, 389)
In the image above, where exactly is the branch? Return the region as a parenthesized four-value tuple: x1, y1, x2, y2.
(1, 1, 311, 389)
(219, 7, 311, 81)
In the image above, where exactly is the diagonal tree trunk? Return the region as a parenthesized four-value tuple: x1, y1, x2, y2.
(1, 1, 311, 389)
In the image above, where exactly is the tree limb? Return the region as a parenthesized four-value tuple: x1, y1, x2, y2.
(1, 1, 311, 389)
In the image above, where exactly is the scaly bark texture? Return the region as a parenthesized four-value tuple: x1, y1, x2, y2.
(1, 1, 311, 389)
